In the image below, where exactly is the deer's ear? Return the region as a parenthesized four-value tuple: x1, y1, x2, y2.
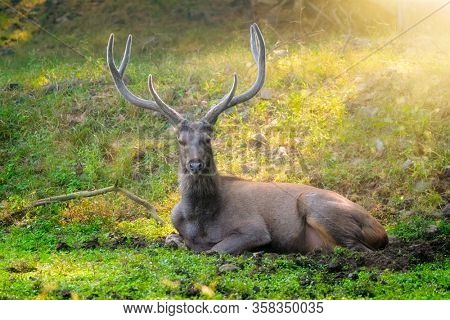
(202, 132, 212, 144)
(177, 137, 187, 145)
(199, 120, 213, 132)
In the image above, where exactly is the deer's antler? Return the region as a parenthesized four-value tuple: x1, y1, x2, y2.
(107, 34, 184, 125)
(107, 23, 265, 126)
(202, 23, 266, 124)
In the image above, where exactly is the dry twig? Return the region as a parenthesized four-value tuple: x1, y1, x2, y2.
(6, 183, 164, 225)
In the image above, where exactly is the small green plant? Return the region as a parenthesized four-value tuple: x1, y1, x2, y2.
(390, 215, 435, 241)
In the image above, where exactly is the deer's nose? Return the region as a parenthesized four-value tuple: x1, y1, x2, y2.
(188, 159, 204, 173)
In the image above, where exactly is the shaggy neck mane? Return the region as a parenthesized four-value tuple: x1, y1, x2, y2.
(179, 172, 220, 200)
(178, 149, 220, 201)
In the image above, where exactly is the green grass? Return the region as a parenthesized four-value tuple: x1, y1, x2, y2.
(1, 0, 449, 299)
(1, 236, 449, 299)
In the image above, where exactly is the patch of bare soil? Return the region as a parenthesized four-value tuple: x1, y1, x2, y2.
(301, 232, 449, 273)
(54, 234, 162, 251)
(105, 234, 162, 249)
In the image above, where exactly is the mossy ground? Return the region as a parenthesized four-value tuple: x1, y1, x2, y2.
(0, 0, 449, 299)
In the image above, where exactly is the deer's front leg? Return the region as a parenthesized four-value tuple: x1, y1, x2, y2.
(207, 224, 271, 254)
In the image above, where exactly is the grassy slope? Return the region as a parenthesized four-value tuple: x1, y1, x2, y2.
(0, 0, 449, 299)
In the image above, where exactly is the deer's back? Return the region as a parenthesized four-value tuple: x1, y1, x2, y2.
(218, 176, 388, 251)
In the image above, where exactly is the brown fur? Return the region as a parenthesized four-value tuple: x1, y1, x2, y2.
(172, 158, 388, 254)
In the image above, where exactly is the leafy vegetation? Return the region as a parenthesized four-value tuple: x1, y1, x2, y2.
(0, 0, 449, 299)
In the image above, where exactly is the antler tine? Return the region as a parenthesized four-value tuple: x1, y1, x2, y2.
(250, 23, 260, 62)
(117, 34, 132, 77)
(202, 23, 266, 124)
(148, 75, 184, 125)
(202, 74, 238, 124)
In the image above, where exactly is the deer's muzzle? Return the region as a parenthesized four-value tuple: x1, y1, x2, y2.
(187, 159, 204, 174)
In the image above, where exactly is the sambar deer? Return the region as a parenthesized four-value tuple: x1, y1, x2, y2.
(106, 24, 388, 254)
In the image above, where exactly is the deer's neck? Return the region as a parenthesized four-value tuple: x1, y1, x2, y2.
(179, 161, 221, 211)
(180, 173, 220, 198)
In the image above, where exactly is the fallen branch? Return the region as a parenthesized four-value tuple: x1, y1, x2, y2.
(6, 184, 165, 225)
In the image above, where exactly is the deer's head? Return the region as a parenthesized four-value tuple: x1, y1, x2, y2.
(107, 24, 265, 176)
